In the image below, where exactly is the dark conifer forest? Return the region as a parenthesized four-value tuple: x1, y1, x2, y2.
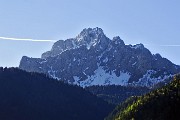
(0, 67, 114, 120)
(106, 74, 180, 120)
(86, 85, 150, 105)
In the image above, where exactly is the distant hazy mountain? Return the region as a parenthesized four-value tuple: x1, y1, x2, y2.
(19, 27, 180, 88)
(0, 67, 114, 120)
(106, 74, 180, 120)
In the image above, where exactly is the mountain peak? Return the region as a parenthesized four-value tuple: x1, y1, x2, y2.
(130, 43, 145, 49)
(75, 27, 109, 49)
(112, 36, 125, 45)
(80, 27, 104, 36)
(76, 27, 105, 41)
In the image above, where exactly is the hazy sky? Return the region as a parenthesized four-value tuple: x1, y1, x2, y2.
(0, 0, 180, 67)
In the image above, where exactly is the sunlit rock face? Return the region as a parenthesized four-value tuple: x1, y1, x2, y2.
(19, 27, 180, 88)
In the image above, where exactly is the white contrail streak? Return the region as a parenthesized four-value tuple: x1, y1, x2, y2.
(0, 36, 179, 47)
(160, 45, 180, 47)
(128, 44, 180, 47)
(0, 36, 56, 42)
(142, 44, 180, 47)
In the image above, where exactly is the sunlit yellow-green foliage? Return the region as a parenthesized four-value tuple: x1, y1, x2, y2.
(112, 74, 180, 120)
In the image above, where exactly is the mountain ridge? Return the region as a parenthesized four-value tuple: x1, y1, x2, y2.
(19, 27, 180, 88)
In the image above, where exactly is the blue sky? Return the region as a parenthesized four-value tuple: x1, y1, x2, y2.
(0, 0, 180, 67)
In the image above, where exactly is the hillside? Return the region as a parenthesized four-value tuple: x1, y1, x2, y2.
(85, 85, 150, 105)
(106, 74, 180, 120)
(0, 67, 114, 120)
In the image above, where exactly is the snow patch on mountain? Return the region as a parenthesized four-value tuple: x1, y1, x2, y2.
(72, 40, 78, 49)
(134, 70, 173, 88)
(73, 66, 131, 87)
(103, 57, 108, 63)
(48, 67, 60, 80)
(86, 39, 98, 49)
(39, 59, 47, 64)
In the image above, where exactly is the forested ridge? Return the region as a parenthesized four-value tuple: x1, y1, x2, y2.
(86, 85, 150, 105)
(0, 67, 114, 120)
(106, 74, 180, 120)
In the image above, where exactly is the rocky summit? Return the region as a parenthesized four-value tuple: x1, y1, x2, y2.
(19, 27, 180, 88)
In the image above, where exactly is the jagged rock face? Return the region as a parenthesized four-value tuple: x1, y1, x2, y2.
(19, 27, 180, 88)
